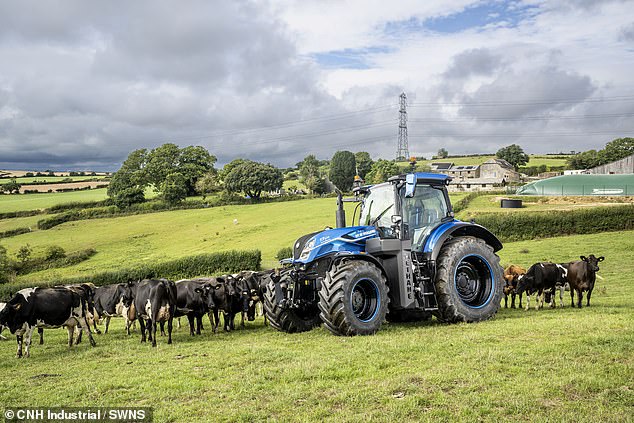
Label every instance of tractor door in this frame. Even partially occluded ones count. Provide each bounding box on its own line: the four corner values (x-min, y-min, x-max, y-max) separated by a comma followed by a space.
401, 184, 452, 251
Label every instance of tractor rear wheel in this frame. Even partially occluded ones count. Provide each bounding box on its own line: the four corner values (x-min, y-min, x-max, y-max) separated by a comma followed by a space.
263, 271, 321, 333
319, 260, 389, 336
435, 236, 502, 323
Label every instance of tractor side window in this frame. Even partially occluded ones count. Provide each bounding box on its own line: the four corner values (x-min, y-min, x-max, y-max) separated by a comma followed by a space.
360, 183, 395, 236
402, 185, 449, 249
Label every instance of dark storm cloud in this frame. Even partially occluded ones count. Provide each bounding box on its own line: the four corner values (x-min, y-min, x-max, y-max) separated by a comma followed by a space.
0, 0, 342, 170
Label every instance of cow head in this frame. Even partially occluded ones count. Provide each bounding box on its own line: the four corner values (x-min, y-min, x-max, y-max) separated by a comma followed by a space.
515, 273, 531, 295
195, 284, 216, 311
0, 297, 28, 334
581, 255, 604, 272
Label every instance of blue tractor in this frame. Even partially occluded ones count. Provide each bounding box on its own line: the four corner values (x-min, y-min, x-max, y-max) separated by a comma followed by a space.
263, 172, 503, 336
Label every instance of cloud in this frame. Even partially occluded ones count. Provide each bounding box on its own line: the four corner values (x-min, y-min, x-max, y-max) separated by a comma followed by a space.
0, 0, 633, 171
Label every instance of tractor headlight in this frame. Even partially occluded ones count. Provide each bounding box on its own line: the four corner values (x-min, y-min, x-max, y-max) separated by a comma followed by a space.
300, 238, 316, 260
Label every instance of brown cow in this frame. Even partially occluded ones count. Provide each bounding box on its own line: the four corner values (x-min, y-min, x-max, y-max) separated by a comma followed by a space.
503, 265, 526, 308
567, 255, 604, 308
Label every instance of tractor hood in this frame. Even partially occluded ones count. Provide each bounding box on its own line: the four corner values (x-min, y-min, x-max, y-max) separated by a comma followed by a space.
293, 226, 379, 264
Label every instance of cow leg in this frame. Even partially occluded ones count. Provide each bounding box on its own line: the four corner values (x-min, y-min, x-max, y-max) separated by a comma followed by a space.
241, 311, 246, 328
75, 325, 83, 345
196, 315, 202, 335
139, 318, 146, 343
16, 334, 23, 358
570, 289, 575, 308
23, 327, 34, 358
79, 316, 97, 347
105, 316, 111, 334
525, 293, 531, 311
187, 314, 195, 336
503, 294, 508, 308
151, 319, 157, 348
587, 288, 593, 307
510, 293, 515, 309
38, 327, 44, 345
167, 317, 173, 345
160, 321, 166, 336
177, 317, 181, 330
577, 290, 583, 308
518, 292, 523, 309
92, 317, 101, 335
67, 326, 75, 347
147, 319, 154, 343
559, 286, 565, 308
212, 310, 220, 333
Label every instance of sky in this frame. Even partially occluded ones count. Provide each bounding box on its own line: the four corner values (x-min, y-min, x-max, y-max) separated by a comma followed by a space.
0, 0, 633, 171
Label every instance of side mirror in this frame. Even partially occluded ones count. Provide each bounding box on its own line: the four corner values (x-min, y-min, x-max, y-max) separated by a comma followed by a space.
391, 215, 402, 224
405, 174, 416, 198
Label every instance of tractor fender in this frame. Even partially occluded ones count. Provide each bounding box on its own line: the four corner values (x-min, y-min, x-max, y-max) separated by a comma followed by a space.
329, 252, 388, 280
426, 221, 503, 262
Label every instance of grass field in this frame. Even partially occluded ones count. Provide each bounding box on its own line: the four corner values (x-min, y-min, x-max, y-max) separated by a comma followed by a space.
0, 189, 110, 213
0, 230, 631, 422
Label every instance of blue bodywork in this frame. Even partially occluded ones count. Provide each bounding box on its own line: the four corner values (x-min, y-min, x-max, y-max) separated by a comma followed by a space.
421, 220, 462, 253
293, 226, 379, 264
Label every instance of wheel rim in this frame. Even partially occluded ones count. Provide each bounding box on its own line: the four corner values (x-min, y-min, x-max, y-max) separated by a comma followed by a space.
350, 278, 380, 322
454, 255, 494, 308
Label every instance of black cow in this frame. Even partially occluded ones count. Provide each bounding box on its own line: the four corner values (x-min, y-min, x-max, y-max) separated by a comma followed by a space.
0, 287, 96, 358
174, 279, 217, 336
236, 270, 272, 323
207, 275, 235, 332
516, 262, 568, 310
567, 255, 604, 308
129, 279, 176, 347
93, 283, 133, 334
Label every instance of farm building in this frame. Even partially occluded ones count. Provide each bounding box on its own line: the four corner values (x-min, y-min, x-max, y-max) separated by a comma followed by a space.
588, 153, 634, 175
516, 174, 634, 195
431, 158, 522, 192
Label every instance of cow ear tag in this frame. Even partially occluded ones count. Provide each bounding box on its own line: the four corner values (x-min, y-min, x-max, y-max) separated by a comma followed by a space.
14, 303, 22, 311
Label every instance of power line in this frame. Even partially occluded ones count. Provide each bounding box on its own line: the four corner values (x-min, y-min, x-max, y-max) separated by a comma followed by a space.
409, 95, 634, 107
408, 112, 634, 123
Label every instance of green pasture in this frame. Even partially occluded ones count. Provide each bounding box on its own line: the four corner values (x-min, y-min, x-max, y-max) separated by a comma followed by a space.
398, 154, 570, 169
0, 230, 631, 422
0, 189, 110, 213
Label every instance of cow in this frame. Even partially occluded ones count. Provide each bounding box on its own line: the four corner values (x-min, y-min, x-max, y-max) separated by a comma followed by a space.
93, 283, 134, 334
207, 275, 235, 333
567, 255, 604, 308
174, 279, 217, 336
0, 287, 96, 358
129, 279, 176, 347
0, 302, 6, 340
516, 262, 568, 310
503, 265, 526, 308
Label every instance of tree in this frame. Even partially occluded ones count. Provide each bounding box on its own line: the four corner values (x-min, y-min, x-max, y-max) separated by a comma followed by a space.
299, 154, 325, 194
567, 150, 600, 170
354, 152, 373, 179
16, 244, 32, 264
224, 160, 283, 200
437, 148, 449, 159
3, 178, 21, 194
328, 151, 356, 191
195, 172, 221, 200
0, 244, 10, 284
179, 145, 217, 195
496, 144, 529, 169
107, 149, 148, 208
220, 158, 249, 180
161, 173, 188, 205
144, 143, 181, 189
601, 137, 634, 162
365, 159, 400, 184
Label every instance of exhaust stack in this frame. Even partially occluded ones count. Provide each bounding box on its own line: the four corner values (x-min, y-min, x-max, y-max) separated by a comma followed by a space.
335, 189, 346, 228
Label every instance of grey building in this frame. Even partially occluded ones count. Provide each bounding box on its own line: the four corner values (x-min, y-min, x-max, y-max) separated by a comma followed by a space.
588, 153, 634, 175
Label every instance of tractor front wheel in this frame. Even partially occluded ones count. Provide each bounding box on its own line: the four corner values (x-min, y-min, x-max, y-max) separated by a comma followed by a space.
435, 236, 503, 323
319, 260, 389, 336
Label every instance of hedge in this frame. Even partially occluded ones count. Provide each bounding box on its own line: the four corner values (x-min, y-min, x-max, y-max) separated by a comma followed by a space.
474, 204, 634, 242
0, 249, 261, 300
0, 210, 42, 219
0, 227, 30, 239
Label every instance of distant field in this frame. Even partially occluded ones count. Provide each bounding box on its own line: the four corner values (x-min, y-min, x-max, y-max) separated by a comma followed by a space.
398, 154, 571, 170
0, 175, 109, 185
0, 230, 631, 422
0, 189, 110, 213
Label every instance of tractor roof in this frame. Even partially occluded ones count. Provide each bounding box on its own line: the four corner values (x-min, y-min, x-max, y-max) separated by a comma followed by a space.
388, 172, 452, 185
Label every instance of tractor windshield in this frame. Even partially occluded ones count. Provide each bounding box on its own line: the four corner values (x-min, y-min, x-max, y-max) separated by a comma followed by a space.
360, 183, 396, 237
402, 184, 449, 250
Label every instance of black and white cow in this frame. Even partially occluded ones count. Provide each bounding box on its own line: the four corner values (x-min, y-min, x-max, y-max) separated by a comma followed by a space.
174, 279, 217, 336
205, 276, 234, 333
129, 279, 176, 347
93, 283, 133, 334
0, 287, 96, 358
0, 302, 6, 340
516, 262, 568, 310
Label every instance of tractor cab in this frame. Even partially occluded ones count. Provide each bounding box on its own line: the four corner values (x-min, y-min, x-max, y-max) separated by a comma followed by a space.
358, 173, 453, 251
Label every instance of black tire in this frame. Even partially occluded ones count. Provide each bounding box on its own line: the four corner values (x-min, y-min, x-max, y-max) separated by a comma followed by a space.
262, 272, 321, 333
386, 309, 432, 323
319, 260, 389, 336
435, 236, 503, 323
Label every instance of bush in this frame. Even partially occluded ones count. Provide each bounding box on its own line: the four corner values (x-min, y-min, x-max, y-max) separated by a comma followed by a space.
0, 210, 41, 219
0, 249, 261, 300
474, 205, 634, 242
276, 246, 293, 261
0, 227, 30, 239
44, 245, 66, 261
